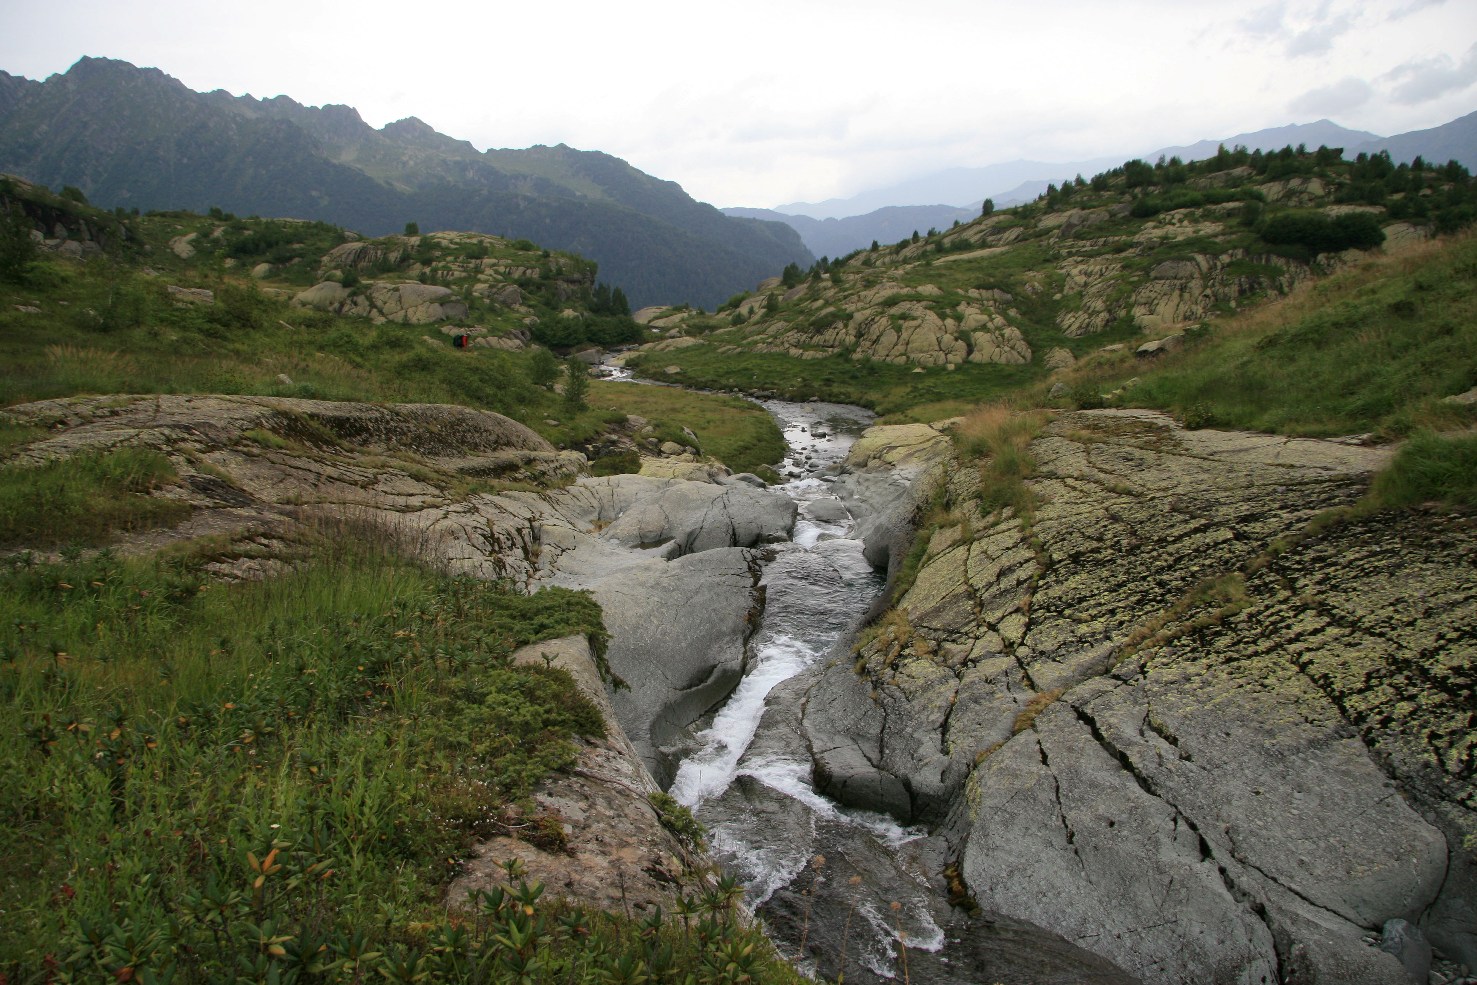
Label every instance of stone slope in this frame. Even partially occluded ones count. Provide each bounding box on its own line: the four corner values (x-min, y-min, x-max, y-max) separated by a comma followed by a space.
802, 409, 1474, 983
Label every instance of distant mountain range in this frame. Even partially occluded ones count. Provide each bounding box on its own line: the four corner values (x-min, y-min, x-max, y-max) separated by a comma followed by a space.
745, 114, 1477, 258
0, 57, 812, 309
722, 204, 978, 261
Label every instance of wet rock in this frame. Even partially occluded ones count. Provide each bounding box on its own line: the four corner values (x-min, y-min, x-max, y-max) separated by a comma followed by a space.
1380, 919, 1432, 984
805, 497, 849, 524
575, 548, 763, 785
833, 422, 952, 574
599, 479, 796, 558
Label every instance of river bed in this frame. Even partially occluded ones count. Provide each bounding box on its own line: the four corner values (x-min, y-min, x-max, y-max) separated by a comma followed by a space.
594, 367, 1134, 984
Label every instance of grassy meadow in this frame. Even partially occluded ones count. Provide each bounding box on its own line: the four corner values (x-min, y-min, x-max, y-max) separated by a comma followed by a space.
0, 522, 802, 982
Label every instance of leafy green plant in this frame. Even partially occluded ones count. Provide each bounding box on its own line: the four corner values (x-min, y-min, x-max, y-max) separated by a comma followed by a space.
648, 791, 707, 851
0, 526, 630, 980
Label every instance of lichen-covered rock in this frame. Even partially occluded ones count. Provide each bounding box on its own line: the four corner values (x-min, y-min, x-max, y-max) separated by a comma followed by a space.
806, 408, 1475, 981
1044, 347, 1077, 370
967, 324, 1032, 364
319, 238, 405, 272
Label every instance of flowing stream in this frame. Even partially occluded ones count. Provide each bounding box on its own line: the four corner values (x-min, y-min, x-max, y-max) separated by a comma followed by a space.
597, 368, 1135, 985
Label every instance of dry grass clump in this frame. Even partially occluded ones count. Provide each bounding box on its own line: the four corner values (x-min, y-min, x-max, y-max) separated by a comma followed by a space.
1011, 687, 1066, 734
952, 404, 1050, 518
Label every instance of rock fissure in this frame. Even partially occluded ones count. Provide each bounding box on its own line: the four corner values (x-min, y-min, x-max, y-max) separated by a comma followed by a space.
1071, 696, 1290, 982
1224, 828, 1367, 929
1036, 732, 1088, 876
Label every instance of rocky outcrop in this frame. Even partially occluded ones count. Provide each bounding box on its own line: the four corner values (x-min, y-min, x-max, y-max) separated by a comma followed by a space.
802, 408, 1475, 982
833, 421, 953, 575
572, 547, 763, 787
598, 479, 796, 559
292, 280, 469, 324
2, 392, 789, 794
626, 163, 1434, 374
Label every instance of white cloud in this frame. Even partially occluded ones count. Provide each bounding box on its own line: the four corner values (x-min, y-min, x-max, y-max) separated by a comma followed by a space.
1382, 44, 1477, 104
1388, 0, 1448, 18
1289, 76, 1376, 115
1285, 9, 1358, 56
1239, 2, 1288, 37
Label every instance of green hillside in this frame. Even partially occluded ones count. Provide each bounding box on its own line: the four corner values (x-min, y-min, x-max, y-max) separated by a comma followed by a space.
0, 176, 786, 475
625, 146, 1477, 424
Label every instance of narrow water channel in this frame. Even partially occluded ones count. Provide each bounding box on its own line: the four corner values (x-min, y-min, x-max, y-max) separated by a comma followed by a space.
598, 370, 1136, 985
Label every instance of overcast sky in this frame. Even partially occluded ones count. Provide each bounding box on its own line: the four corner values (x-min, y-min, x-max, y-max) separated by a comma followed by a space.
2, 0, 1473, 208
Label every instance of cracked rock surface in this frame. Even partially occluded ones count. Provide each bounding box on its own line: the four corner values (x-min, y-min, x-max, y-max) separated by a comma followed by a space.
806, 408, 1474, 983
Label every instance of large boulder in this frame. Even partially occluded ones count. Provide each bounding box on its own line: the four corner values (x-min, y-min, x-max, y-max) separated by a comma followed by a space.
599, 479, 796, 558
555, 547, 763, 785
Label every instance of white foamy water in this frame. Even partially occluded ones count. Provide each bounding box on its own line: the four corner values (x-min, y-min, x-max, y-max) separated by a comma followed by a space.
667, 634, 815, 806
666, 397, 949, 957
669, 400, 879, 812
668, 540, 878, 808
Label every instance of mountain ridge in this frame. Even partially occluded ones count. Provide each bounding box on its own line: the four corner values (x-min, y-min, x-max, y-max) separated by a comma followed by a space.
0, 56, 812, 308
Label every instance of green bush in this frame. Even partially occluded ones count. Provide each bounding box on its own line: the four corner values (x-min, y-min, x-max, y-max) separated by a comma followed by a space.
1260, 210, 1385, 256
590, 450, 641, 476
649, 791, 708, 850
1369, 431, 1477, 508
0, 206, 37, 283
